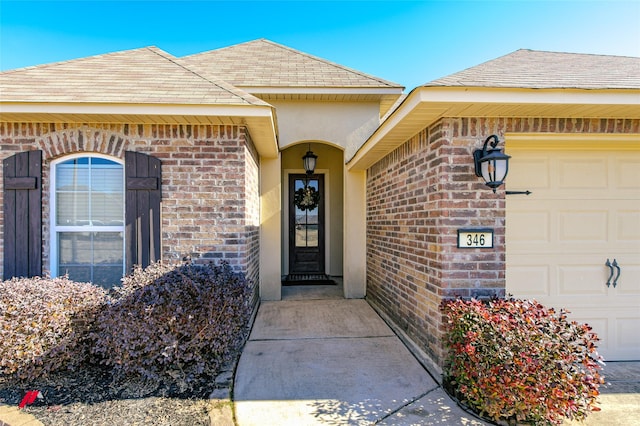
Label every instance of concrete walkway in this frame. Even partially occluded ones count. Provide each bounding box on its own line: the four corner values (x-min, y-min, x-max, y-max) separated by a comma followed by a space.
233, 285, 487, 425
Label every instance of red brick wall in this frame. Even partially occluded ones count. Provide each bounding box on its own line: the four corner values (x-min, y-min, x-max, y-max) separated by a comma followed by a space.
366, 117, 640, 366
0, 123, 260, 293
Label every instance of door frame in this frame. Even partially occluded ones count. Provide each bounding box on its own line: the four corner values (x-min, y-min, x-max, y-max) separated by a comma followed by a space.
283, 169, 330, 276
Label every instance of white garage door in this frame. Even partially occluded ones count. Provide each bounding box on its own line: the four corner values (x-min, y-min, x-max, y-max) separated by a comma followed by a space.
506, 136, 640, 361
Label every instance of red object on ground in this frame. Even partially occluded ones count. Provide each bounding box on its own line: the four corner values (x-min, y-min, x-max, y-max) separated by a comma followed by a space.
18, 390, 39, 408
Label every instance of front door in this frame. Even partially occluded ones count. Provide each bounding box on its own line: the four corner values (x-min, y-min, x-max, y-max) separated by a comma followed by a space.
289, 174, 325, 275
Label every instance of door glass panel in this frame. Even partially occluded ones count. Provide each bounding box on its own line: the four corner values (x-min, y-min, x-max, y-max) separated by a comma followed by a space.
294, 178, 319, 247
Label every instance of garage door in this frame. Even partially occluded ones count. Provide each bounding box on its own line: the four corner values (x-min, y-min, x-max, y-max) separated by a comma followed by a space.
506, 136, 640, 361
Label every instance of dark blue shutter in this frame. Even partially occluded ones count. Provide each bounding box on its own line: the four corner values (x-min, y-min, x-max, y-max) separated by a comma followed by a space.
3, 150, 42, 279
125, 151, 161, 272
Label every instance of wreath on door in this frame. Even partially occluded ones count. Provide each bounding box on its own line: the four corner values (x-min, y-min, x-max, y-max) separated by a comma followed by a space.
294, 185, 320, 211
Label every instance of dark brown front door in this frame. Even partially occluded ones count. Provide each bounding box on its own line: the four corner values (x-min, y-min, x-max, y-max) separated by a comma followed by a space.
289, 174, 325, 274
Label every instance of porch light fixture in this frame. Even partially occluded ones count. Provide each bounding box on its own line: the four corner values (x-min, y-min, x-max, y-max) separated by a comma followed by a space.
473, 135, 511, 193
302, 145, 317, 176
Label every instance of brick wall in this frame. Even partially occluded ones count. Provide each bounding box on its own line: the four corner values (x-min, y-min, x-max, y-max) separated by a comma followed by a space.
243, 132, 260, 305
366, 116, 640, 366
0, 123, 260, 294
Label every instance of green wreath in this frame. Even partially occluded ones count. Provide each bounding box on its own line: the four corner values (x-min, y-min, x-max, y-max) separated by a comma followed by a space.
294, 185, 320, 211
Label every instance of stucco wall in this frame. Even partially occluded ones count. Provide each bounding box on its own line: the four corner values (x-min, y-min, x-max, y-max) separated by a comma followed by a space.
365, 116, 640, 366
0, 123, 260, 293
271, 100, 381, 159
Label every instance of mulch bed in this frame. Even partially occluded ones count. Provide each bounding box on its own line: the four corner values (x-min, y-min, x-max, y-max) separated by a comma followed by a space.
0, 361, 234, 425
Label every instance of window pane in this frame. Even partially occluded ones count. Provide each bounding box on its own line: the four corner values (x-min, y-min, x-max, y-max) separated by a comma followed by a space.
59, 232, 92, 265
57, 193, 90, 225
91, 161, 123, 224
91, 193, 124, 225
56, 158, 123, 226
91, 162, 123, 192
56, 161, 90, 191
93, 266, 124, 289
93, 232, 124, 264
62, 266, 92, 284
58, 231, 123, 288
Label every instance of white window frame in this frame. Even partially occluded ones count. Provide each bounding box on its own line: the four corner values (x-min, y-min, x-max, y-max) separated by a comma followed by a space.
49, 153, 125, 282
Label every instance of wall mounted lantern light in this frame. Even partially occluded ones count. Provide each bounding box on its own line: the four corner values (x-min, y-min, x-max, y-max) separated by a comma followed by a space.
473, 135, 511, 193
302, 145, 318, 176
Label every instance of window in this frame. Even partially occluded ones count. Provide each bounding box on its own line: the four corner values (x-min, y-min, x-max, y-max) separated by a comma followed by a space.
50, 155, 124, 288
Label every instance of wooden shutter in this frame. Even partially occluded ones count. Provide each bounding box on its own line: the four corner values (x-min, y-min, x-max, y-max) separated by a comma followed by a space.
3, 150, 42, 279
125, 151, 161, 272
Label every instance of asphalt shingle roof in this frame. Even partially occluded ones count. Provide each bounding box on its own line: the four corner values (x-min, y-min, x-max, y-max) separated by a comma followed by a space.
0, 46, 268, 106
427, 49, 640, 90
183, 39, 402, 89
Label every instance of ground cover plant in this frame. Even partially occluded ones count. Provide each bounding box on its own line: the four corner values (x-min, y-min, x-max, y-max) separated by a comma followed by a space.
440, 298, 604, 425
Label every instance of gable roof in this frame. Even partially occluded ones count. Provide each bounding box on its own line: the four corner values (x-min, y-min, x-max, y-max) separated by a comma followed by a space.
0, 46, 279, 157
349, 49, 640, 170
427, 49, 640, 90
183, 39, 402, 90
0, 46, 268, 106
182, 39, 403, 117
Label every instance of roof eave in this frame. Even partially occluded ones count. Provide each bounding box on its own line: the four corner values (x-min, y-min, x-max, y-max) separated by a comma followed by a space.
0, 102, 279, 158
347, 86, 640, 171
238, 87, 404, 95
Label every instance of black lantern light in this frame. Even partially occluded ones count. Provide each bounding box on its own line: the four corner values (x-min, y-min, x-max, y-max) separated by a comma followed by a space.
473, 135, 511, 193
302, 145, 317, 176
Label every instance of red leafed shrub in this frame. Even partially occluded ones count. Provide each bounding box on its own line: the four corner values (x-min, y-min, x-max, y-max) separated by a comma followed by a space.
90, 261, 252, 387
440, 298, 604, 425
0, 276, 106, 380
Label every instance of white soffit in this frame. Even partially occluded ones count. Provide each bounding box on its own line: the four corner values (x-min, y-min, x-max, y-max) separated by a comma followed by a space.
347, 87, 640, 171
0, 103, 279, 158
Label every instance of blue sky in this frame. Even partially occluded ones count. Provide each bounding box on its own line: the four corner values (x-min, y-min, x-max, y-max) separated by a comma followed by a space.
1, 1, 639, 90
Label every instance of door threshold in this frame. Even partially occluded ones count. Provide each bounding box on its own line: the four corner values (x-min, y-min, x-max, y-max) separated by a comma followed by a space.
283, 274, 335, 286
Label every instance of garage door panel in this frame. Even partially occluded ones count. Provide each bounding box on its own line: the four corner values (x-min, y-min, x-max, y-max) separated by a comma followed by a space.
568, 311, 640, 361
559, 210, 608, 243
506, 264, 550, 296
558, 158, 608, 190
506, 141, 640, 361
506, 210, 550, 244
616, 315, 640, 354
616, 210, 640, 242
510, 157, 550, 189
510, 150, 640, 200
616, 158, 640, 190
558, 264, 609, 296
612, 258, 640, 296
507, 254, 610, 299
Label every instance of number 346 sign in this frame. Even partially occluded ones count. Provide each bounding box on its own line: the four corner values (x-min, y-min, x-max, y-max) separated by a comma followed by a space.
457, 228, 494, 249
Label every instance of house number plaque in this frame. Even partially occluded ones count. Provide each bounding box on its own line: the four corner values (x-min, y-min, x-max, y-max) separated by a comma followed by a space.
457, 228, 494, 249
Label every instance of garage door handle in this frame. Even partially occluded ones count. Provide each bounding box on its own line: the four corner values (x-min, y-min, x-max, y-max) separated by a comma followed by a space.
605, 259, 614, 287
612, 259, 621, 288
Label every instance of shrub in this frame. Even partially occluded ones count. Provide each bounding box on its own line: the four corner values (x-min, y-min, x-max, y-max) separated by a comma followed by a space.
0, 276, 106, 380
91, 261, 252, 387
440, 298, 603, 425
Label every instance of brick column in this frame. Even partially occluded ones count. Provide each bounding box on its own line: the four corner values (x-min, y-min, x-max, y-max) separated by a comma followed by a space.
366, 120, 505, 365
